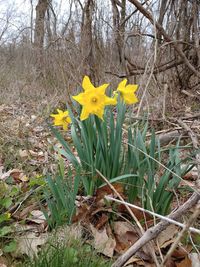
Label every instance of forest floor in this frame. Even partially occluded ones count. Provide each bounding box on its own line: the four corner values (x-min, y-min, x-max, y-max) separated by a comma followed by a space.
0, 86, 200, 267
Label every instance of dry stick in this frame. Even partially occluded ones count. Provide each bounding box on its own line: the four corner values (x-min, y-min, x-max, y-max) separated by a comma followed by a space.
95, 169, 143, 233
160, 203, 200, 267
136, 17, 158, 117
95, 169, 159, 266
128, 0, 200, 79
111, 192, 200, 267
105, 59, 183, 77
105, 196, 200, 235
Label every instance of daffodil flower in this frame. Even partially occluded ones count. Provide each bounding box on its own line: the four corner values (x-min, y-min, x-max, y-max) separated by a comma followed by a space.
116, 79, 138, 104
72, 76, 117, 120
50, 109, 71, 130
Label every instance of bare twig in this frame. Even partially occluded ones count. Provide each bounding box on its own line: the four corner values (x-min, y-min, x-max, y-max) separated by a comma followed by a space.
161, 203, 200, 267
96, 169, 159, 266
111, 193, 200, 267
105, 196, 200, 235
96, 169, 144, 233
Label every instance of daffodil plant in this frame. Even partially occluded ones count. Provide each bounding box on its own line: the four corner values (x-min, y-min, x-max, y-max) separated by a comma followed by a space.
50, 76, 138, 194
49, 75, 190, 215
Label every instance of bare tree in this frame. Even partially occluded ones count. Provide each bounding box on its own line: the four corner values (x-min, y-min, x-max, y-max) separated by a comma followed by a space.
111, 0, 126, 64
79, 0, 96, 82
34, 0, 48, 75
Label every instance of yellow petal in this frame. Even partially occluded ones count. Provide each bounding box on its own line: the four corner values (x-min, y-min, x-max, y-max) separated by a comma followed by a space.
66, 117, 71, 123
57, 109, 63, 114
72, 93, 85, 105
54, 119, 63, 126
95, 109, 104, 120
82, 76, 95, 91
80, 107, 90, 121
97, 83, 109, 94
104, 96, 117, 105
117, 79, 127, 91
62, 122, 68, 130
126, 84, 138, 93
50, 114, 57, 118
123, 92, 138, 104
63, 111, 69, 116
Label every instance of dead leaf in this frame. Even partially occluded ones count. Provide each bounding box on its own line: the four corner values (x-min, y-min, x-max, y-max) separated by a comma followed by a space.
164, 258, 176, 267
29, 150, 38, 157
182, 165, 198, 181
113, 221, 138, 253
14, 204, 38, 220
15, 232, 48, 258
189, 253, 200, 267
90, 224, 116, 257
125, 256, 156, 267
172, 245, 192, 259
157, 224, 178, 248
72, 203, 90, 223
117, 204, 152, 221
95, 183, 124, 202
175, 256, 192, 267
0, 168, 28, 182
28, 210, 46, 224
0, 169, 13, 181
94, 213, 109, 230
19, 149, 29, 159
10, 169, 22, 180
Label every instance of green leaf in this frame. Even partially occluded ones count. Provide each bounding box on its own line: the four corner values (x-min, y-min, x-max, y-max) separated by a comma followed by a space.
0, 226, 12, 237
0, 213, 11, 224
48, 123, 79, 167
100, 174, 137, 187
2, 197, 12, 209
3, 240, 17, 253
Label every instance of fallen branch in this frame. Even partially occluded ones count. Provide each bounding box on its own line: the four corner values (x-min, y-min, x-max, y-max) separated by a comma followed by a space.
105, 59, 183, 77
111, 192, 200, 267
161, 203, 200, 266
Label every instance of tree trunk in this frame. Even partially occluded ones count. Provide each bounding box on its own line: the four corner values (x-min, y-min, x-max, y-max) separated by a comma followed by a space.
80, 0, 96, 83
111, 0, 126, 64
34, 0, 48, 76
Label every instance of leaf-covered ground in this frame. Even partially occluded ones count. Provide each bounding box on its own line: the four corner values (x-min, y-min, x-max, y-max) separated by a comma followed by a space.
0, 95, 200, 267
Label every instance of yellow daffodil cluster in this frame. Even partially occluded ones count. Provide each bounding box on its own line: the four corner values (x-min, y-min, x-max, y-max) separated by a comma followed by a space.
51, 76, 139, 129
114, 79, 138, 105
50, 109, 71, 130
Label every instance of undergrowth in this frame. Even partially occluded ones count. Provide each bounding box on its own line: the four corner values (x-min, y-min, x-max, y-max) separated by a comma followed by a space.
23, 238, 112, 267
